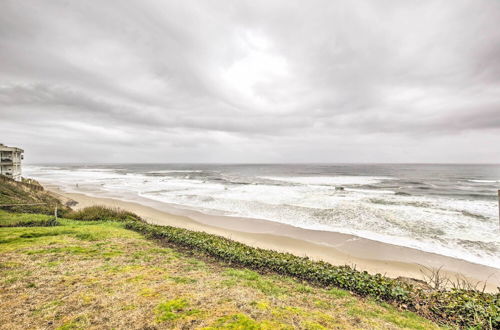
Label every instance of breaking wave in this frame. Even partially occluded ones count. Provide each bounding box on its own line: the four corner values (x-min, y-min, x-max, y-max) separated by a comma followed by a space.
23, 164, 500, 268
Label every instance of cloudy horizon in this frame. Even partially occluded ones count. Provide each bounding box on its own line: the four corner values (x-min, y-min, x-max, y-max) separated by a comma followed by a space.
1, 0, 499, 164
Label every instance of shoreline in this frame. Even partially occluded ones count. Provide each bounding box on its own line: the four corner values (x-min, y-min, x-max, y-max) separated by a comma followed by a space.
46, 184, 500, 291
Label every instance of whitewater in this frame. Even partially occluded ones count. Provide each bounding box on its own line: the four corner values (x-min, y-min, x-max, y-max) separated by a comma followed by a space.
24, 163, 500, 269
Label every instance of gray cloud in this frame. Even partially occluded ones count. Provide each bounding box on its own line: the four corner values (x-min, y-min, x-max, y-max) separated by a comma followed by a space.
1, 0, 499, 163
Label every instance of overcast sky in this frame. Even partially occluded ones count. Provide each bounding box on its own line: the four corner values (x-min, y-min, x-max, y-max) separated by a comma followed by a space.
1, 0, 499, 163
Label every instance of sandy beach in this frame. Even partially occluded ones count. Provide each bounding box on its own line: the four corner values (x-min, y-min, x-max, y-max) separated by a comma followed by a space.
47, 184, 500, 292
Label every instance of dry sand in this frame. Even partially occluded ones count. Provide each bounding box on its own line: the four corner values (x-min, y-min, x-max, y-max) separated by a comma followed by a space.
48, 185, 500, 291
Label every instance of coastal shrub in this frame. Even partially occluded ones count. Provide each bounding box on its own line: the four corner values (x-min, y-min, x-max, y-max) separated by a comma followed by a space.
124, 220, 411, 301
421, 288, 500, 328
66, 206, 141, 222
124, 219, 500, 328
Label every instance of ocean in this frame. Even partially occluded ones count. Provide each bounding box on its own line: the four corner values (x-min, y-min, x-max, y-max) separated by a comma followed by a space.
24, 163, 500, 268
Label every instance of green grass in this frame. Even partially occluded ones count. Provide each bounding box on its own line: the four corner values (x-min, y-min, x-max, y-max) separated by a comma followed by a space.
155, 298, 200, 322
223, 269, 285, 296
3, 204, 496, 328
328, 287, 351, 298
0, 212, 440, 329
167, 275, 197, 284
0, 210, 58, 227
203, 313, 287, 329
125, 218, 499, 328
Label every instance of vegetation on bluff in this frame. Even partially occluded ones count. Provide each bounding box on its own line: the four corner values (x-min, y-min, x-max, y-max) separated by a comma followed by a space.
0, 210, 58, 227
0, 180, 498, 328
0, 213, 439, 329
0, 178, 68, 215
123, 218, 499, 328
65, 205, 140, 222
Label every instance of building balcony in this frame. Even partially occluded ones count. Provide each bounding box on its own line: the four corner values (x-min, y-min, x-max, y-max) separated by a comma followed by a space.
1, 159, 13, 164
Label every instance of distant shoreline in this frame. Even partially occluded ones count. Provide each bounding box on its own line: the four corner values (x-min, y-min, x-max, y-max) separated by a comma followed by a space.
45, 183, 500, 292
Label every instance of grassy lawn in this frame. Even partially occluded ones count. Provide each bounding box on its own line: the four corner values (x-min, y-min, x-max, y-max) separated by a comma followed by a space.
0, 213, 441, 329
0, 210, 57, 227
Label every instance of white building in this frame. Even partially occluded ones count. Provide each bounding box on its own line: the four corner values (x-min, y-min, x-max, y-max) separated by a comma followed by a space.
0, 143, 24, 181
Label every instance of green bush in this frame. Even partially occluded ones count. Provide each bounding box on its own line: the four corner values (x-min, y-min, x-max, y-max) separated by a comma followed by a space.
65, 205, 141, 222
123, 220, 410, 300
124, 220, 499, 328
422, 288, 500, 328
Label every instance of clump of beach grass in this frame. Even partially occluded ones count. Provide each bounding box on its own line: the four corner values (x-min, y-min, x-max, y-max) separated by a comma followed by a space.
65, 205, 141, 222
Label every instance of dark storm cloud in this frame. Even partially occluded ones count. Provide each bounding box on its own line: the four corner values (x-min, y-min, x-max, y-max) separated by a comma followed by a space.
0, 0, 499, 163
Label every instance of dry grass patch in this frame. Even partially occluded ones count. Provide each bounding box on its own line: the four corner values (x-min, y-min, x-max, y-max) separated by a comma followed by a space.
0, 216, 442, 329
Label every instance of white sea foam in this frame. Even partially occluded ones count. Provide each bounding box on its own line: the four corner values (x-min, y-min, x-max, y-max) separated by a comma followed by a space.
344, 188, 395, 194
467, 179, 500, 183
23, 165, 500, 269
147, 170, 203, 174
260, 176, 392, 186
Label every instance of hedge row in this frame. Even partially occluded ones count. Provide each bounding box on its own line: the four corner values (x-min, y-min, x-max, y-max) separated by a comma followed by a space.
124, 219, 499, 328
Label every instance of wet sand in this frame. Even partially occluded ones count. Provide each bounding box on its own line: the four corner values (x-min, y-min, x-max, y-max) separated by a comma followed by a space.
47, 185, 500, 291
